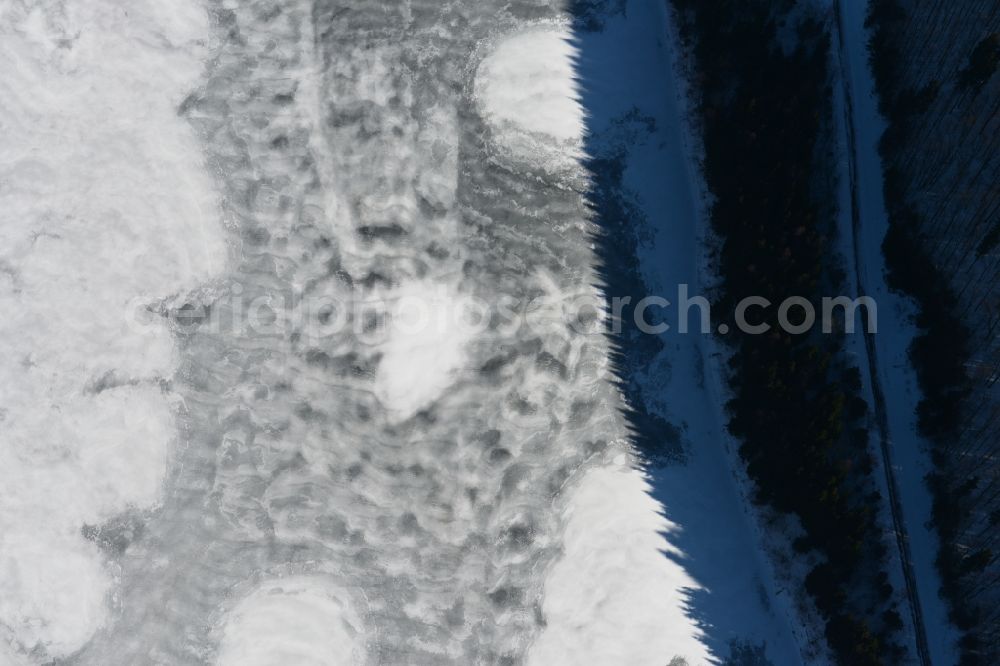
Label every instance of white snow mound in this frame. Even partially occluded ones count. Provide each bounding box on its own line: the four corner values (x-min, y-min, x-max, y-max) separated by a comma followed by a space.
216, 577, 365, 666
474, 25, 585, 174
528, 465, 710, 666
372, 281, 480, 421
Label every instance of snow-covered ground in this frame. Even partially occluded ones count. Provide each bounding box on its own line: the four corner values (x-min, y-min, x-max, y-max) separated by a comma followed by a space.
0, 1, 226, 660
832, 0, 961, 662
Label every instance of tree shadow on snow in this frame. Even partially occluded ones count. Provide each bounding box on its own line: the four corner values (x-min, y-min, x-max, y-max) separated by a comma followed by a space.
567, 1, 784, 664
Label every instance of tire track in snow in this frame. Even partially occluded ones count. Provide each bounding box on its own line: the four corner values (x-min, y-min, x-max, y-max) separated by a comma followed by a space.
833, 3, 932, 663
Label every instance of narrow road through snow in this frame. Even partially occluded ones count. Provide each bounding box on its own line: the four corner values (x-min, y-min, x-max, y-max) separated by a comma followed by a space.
833, 7, 930, 660
833, 1, 961, 663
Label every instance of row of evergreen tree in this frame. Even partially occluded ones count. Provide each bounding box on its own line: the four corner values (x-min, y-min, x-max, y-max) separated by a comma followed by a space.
670, 1, 906, 662
868, 0, 1000, 662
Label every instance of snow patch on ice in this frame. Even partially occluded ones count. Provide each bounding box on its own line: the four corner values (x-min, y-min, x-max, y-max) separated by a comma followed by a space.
215, 577, 365, 666
474, 25, 585, 174
373, 281, 479, 421
527, 465, 709, 666
0, 530, 110, 662
0, 0, 225, 659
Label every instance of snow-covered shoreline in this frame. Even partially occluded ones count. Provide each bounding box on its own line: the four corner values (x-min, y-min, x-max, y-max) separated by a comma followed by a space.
563, 0, 823, 662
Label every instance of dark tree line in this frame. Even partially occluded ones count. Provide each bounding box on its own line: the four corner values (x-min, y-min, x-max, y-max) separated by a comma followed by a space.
670, 1, 905, 663
868, 1, 1000, 662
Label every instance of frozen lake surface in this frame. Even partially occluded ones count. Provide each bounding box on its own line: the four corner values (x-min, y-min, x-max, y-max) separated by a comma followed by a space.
0, 1, 800, 664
